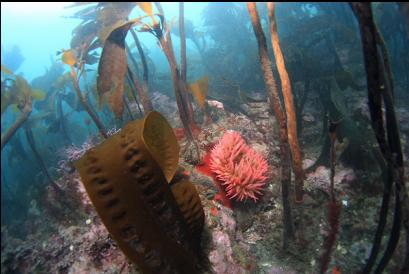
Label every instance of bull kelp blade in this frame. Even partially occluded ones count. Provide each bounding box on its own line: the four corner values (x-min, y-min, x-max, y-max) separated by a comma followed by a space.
97, 21, 133, 118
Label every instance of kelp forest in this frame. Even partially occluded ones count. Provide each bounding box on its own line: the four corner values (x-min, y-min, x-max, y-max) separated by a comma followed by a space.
1, 2, 409, 274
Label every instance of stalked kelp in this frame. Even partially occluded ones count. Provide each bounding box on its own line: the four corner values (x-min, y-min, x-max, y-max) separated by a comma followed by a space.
66, 3, 134, 52
319, 120, 342, 274
267, 2, 304, 203
247, 2, 295, 248
139, 3, 197, 143
75, 111, 204, 273
67, 3, 154, 117
31, 65, 83, 146
0, 66, 64, 195
2, 3, 409, 273
179, 2, 187, 85
95, 14, 158, 121
23, 122, 63, 195
123, 4, 154, 115
178, 2, 196, 127
60, 49, 108, 138
71, 2, 201, 155
128, 28, 153, 113
1, 67, 42, 150
351, 3, 409, 273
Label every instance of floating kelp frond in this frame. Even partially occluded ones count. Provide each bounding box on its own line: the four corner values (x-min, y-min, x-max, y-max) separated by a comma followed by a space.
1, 64, 14, 75
136, 2, 157, 25
30, 89, 46, 101
137, 2, 153, 15
68, 3, 137, 51
61, 49, 77, 67
96, 3, 135, 44
2, 75, 42, 114
188, 76, 208, 109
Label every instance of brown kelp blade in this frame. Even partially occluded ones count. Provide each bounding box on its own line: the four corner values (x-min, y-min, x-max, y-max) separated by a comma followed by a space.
75, 114, 199, 273
97, 18, 146, 118
170, 179, 205, 245
96, 3, 136, 44
97, 21, 133, 118
142, 111, 180, 183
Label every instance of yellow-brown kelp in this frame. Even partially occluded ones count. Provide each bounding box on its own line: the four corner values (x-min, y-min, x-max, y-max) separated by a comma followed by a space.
67, 3, 154, 115
188, 76, 209, 109
1, 66, 62, 193
75, 111, 204, 273
267, 2, 304, 203
97, 22, 133, 118
247, 3, 294, 248
140, 3, 197, 143
1, 67, 38, 150
97, 15, 154, 119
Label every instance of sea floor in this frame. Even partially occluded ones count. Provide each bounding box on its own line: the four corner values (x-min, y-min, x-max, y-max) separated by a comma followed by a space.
1, 93, 408, 274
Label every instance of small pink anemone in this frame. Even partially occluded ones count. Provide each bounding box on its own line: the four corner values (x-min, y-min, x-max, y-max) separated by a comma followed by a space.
209, 131, 269, 202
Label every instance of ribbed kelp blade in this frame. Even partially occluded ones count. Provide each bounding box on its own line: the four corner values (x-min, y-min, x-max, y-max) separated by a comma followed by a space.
170, 180, 205, 250
142, 111, 180, 183
75, 112, 198, 273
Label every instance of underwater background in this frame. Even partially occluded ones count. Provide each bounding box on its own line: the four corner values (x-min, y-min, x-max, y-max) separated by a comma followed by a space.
1, 2, 409, 274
